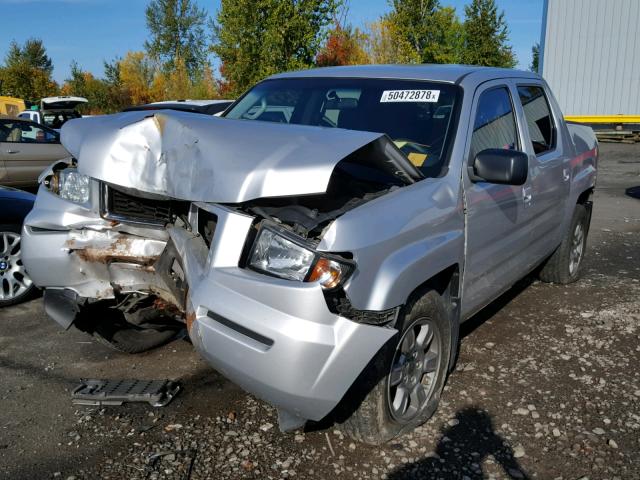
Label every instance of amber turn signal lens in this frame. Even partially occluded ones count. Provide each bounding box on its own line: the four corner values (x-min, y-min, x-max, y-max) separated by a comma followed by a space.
45, 172, 60, 194
308, 258, 343, 289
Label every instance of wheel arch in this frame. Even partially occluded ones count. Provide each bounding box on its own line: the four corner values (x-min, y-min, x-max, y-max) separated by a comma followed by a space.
576, 187, 594, 237
403, 263, 461, 373
577, 187, 594, 205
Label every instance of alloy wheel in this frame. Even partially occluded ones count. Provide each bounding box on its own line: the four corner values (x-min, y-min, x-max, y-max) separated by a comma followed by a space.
569, 222, 585, 276
387, 318, 442, 423
0, 231, 33, 302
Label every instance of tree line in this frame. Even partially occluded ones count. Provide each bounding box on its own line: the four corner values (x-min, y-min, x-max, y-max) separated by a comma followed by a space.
0, 0, 522, 114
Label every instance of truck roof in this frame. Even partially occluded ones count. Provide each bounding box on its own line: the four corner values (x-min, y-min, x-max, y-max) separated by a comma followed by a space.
269, 64, 541, 87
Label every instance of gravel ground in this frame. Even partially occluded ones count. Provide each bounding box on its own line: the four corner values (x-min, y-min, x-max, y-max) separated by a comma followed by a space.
1, 143, 638, 480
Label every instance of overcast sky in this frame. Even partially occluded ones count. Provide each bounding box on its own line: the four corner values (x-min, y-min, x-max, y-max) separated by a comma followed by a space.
0, 0, 543, 84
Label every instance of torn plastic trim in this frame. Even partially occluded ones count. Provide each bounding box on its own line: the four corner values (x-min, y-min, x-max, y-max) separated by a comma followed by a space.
325, 291, 401, 326
61, 110, 422, 203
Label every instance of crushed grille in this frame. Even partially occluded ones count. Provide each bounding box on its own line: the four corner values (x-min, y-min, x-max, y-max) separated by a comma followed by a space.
101, 184, 189, 226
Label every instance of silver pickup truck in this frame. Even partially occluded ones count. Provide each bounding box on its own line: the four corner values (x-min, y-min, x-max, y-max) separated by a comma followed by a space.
21, 65, 597, 443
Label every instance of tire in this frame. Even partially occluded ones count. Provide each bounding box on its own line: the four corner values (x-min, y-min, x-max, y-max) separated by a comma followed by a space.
538, 204, 589, 284
340, 290, 452, 444
76, 302, 182, 354
0, 224, 37, 307
93, 326, 179, 354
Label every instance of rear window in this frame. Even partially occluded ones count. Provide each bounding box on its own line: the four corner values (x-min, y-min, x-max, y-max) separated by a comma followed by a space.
517, 85, 556, 155
225, 78, 461, 177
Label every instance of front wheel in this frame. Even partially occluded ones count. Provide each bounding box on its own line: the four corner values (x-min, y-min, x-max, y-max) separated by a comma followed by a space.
75, 300, 183, 354
538, 204, 590, 284
340, 290, 452, 444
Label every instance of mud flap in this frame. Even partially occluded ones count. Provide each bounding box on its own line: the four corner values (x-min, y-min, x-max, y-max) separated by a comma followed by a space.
71, 379, 181, 407
277, 408, 306, 432
44, 288, 82, 330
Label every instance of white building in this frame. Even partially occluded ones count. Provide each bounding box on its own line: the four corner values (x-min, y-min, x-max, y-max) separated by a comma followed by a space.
540, 0, 640, 123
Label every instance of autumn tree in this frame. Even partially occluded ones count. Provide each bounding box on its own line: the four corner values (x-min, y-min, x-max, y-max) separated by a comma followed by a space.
212, 0, 338, 96
316, 24, 369, 66
189, 64, 218, 99
119, 51, 155, 106
151, 57, 190, 100
461, 0, 516, 67
365, 19, 419, 64
61, 62, 109, 113
149, 59, 221, 101
145, 0, 209, 79
0, 38, 57, 100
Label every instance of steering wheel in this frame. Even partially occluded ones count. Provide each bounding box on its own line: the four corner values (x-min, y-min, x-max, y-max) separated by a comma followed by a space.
243, 97, 267, 120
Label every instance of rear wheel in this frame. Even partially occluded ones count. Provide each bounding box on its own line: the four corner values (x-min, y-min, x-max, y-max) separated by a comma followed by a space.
539, 204, 589, 284
340, 290, 451, 444
0, 225, 36, 307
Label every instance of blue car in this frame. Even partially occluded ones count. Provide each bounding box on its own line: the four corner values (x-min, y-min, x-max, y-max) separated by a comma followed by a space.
0, 186, 36, 306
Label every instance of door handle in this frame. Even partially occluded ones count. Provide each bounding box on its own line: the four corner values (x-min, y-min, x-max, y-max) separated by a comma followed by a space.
523, 187, 533, 206
563, 168, 570, 182
5, 149, 20, 154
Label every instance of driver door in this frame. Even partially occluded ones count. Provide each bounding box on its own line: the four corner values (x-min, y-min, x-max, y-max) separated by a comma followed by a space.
461, 81, 534, 318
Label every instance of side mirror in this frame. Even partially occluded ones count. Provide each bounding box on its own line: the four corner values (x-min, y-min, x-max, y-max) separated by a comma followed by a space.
469, 148, 528, 185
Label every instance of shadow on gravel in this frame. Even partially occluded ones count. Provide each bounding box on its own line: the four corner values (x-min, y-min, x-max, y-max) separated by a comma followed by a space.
625, 185, 640, 199
460, 275, 536, 339
388, 407, 531, 480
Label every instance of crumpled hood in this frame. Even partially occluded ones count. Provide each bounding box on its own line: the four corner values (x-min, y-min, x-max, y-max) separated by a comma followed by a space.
61, 110, 383, 203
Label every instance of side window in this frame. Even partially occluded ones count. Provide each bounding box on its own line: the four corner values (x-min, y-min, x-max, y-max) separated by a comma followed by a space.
470, 87, 518, 160
11, 121, 59, 144
0, 120, 24, 143
517, 85, 556, 155
236, 89, 301, 124
0, 120, 10, 142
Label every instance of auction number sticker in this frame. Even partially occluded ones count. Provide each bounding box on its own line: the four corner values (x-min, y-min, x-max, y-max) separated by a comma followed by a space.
380, 89, 440, 103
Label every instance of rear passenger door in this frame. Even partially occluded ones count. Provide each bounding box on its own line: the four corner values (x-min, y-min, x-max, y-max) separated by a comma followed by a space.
514, 84, 569, 261
461, 81, 534, 318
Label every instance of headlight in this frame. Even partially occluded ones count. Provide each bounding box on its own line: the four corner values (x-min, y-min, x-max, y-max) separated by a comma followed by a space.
48, 168, 90, 204
248, 224, 353, 288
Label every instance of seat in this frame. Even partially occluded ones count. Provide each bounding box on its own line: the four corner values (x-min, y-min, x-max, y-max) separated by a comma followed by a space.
337, 108, 365, 130
7, 126, 22, 142
256, 111, 287, 123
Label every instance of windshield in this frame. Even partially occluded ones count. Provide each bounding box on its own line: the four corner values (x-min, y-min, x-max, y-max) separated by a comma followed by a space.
225, 77, 460, 177
43, 111, 81, 129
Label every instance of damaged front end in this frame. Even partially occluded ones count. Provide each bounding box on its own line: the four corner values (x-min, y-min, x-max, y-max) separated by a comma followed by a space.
22, 111, 419, 427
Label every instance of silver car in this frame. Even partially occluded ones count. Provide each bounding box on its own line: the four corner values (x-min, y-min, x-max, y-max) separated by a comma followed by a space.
21, 65, 597, 443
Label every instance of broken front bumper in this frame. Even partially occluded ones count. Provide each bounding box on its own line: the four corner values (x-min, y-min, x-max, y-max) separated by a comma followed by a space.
22, 189, 396, 426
